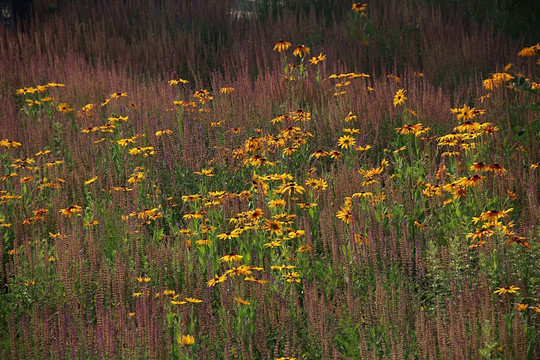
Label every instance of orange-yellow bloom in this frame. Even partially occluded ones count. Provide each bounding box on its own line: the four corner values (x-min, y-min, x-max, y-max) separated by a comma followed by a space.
493, 285, 520, 295
393, 89, 407, 107
177, 335, 195, 346
273, 40, 291, 52
59, 205, 83, 218
293, 45, 310, 57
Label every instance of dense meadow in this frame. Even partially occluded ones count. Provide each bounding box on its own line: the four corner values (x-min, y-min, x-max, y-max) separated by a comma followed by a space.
0, 0, 539, 359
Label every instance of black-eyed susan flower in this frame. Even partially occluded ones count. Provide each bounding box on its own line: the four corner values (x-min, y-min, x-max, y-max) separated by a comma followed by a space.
217, 230, 240, 240
352, 3, 367, 12
177, 335, 195, 346
219, 87, 234, 94
59, 205, 82, 218
329, 150, 343, 159
470, 162, 487, 172
308, 53, 326, 65
226, 265, 253, 277
269, 199, 286, 208
206, 274, 227, 287
355, 145, 372, 151
507, 236, 531, 248
169, 78, 189, 85
343, 128, 360, 135
493, 285, 520, 295
344, 111, 357, 122
220, 253, 243, 263
57, 103, 73, 113
0, 139, 22, 148
393, 89, 407, 107
265, 219, 283, 235
338, 135, 356, 149
517, 43, 539, 57
283, 271, 301, 283
336, 206, 353, 224
194, 168, 214, 177
395, 123, 423, 135
293, 44, 310, 57
84, 176, 98, 185
486, 163, 507, 174
297, 244, 311, 252
245, 276, 268, 284
277, 182, 305, 195
273, 40, 291, 52
235, 297, 251, 305
155, 129, 172, 137
110, 92, 127, 99
249, 208, 264, 221
310, 149, 328, 159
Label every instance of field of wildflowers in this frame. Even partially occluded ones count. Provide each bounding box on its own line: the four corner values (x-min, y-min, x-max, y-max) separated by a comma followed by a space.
1, 1, 539, 359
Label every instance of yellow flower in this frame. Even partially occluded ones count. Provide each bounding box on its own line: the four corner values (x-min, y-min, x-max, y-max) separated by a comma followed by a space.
177, 335, 195, 346
265, 219, 283, 235
117, 138, 136, 146
493, 285, 520, 295
206, 274, 227, 287
277, 182, 305, 195
235, 297, 251, 305
273, 40, 291, 52
59, 205, 83, 218
310, 149, 328, 159
269, 199, 286, 208
57, 103, 73, 113
355, 145, 372, 151
343, 128, 360, 134
220, 253, 243, 263
297, 244, 311, 252
352, 3, 367, 12
110, 92, 127, 99
194, 168, 214, 177
293, 44, 310, 57
169, 78, 189, 85
516, 304, 529, 311
393, 89, 407, 107
517, 44, 538, 57
308, 53, 326, 65
329, 150, 343, 159
219, 87, 235, 94
338, 135, 356, 149
336, 206, 353, 224
0, 139, 22, 148
84, 176, 98, 185
344, 111, 357, 122
395, 123, 424, 135
170, 300, 187, 305
217, 230, 240, 240
155, 129, 172, 137
107, 115, 129, 123
483, 72, 512, 91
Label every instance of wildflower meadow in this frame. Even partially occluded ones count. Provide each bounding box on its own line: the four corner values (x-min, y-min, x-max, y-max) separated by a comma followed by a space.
1, 1, 539, 359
